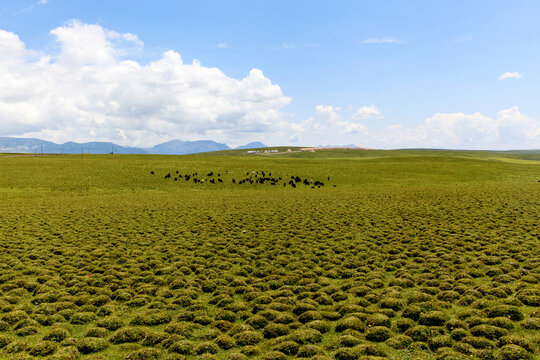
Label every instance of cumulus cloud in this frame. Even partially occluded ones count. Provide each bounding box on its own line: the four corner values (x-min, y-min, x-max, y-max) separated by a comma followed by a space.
0, 30, 27, 58
0, 21, 291, 147
380, 107, 540, 149
362, 37, 403, 44
292, 105, 371, 145
292, 105, 539, 149
498, 72, 522, 80
314, 105, 368, 134
351, 105, 382, 120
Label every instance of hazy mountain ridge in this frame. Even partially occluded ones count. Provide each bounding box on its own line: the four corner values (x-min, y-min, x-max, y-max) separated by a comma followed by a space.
0, 137, 268, 155
235, 142, 267, 149
0, 137, 146, 154
147, 140, 230, 155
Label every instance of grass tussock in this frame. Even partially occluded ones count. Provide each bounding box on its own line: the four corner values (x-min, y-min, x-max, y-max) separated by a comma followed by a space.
0, 150, 538, 358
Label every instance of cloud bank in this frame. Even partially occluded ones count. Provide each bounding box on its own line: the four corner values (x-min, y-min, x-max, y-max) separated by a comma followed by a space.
294, 105, 539, 149
0, 20, 291, 147
380, 107, 540, 149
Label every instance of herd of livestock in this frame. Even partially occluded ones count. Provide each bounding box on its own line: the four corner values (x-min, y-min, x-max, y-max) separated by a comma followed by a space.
151, 170, 333, 188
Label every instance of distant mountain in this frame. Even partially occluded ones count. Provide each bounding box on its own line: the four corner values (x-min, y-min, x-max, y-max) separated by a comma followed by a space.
0, 137, 232, 155
0, 137, 56, 153
146, 140, 230, 155
317, 144, 357, 148
236, 142, 267, 149
0, 137, 146, 154
59, 142, 147, 154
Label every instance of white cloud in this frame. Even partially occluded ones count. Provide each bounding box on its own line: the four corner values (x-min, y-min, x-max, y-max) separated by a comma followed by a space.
351, 105, 382, 120
362, 37, 403, 44
216, 43, 228, 49
0, 21, 291, 147
290, 105, 539, 149
498, 72, 522, 80
50, 20, 143, 66
0, 30, 27, 58
380, 107, 540, 149
294, 105, 370, 145
315, 105, 341, 121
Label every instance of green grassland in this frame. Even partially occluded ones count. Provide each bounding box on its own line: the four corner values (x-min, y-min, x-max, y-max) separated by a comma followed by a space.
0, 149, 538, 360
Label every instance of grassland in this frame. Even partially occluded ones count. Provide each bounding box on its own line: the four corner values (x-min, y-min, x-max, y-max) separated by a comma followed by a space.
0, 149, 538, 360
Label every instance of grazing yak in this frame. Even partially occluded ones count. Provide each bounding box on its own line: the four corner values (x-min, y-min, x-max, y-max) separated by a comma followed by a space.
158, 169, 330, 189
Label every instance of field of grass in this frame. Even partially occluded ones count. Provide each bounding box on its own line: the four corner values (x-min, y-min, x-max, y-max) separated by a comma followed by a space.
0, 149, 538, 360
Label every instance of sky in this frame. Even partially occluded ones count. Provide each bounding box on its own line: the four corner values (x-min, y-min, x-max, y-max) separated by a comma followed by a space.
0, 0, 539, 149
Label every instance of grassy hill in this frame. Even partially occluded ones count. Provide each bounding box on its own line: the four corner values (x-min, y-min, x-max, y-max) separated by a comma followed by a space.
0, 150, 538, 359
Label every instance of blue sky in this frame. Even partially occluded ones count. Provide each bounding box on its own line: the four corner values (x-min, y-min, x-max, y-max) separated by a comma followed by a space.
0, 0, 539, 148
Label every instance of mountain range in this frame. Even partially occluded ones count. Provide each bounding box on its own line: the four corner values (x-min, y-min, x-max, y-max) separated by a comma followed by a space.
0, 137, 268, 155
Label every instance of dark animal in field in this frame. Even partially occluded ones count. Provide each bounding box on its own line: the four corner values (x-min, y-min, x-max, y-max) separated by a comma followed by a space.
155, 169, 326, 189
328, 176, 330, 180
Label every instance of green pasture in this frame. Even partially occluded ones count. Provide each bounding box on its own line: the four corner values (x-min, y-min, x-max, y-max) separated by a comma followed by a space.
0, 149, 538, 359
